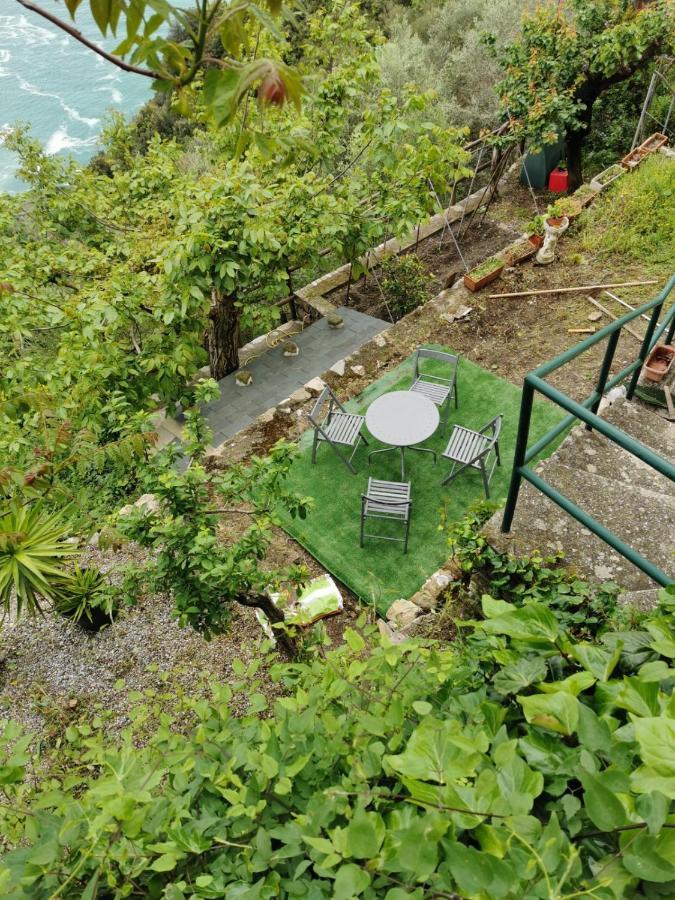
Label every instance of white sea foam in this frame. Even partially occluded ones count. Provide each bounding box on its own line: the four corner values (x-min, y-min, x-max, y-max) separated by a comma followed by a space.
16, 76, 99, 128
0, 14, 56, 47
45, 127, 98, 155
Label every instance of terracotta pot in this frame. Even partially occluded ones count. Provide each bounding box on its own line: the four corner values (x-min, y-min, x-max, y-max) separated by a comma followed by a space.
546, 216, 565, 228
463, 264, 504, 293
528, 234, 544, 249
643, 344, 675, 383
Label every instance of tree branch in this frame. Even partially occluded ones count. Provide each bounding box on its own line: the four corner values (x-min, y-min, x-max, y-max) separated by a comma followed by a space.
16, 0, 163, 79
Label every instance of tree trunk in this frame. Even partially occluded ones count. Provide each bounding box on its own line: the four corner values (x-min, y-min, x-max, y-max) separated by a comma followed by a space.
564, 129, 585, 192
235, 591, 298, 659
208, 289, 240, 380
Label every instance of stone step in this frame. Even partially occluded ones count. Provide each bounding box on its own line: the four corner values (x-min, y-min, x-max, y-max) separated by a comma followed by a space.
485, 458, 675, 592
601, 398, 674, 460
551, 424, 669, 498
617, 588, 662, 613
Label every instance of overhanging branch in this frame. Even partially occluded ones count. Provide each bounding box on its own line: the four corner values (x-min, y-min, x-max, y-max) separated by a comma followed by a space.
16, 0, 163, 80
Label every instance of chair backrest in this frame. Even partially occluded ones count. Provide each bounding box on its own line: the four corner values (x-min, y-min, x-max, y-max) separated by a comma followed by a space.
362, 479, 412, 512
479, 414, 503, 447
414, 347, 459, 384
309, 385, 343, 427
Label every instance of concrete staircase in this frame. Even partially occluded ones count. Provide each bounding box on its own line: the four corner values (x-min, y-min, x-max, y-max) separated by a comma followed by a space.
485, 398, 674, 601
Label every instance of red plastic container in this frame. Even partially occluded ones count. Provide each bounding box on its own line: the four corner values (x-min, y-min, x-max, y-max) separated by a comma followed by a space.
548, 167, 569, 192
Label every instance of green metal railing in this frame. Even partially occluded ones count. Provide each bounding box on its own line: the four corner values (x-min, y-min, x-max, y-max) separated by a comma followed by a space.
501, 274, 675, 587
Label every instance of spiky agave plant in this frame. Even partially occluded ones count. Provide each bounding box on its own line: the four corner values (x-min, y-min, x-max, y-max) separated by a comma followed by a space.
0, 502, 78, 619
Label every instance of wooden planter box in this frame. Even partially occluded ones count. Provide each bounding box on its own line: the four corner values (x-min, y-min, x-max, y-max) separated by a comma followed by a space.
504, 239, 538, 266
464, 263, 504, 292
590, 164, 624, 191
572, 185, 597, 208
639, 132, 668, 154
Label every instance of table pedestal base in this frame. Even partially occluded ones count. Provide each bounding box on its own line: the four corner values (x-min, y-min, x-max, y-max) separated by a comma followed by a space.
368, 445, 437, 480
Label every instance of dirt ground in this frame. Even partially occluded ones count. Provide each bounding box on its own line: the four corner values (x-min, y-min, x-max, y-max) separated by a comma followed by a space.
327, 217, 522, 322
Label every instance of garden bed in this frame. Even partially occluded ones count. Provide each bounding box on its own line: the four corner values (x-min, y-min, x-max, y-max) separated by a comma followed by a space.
326, 217, 520, 321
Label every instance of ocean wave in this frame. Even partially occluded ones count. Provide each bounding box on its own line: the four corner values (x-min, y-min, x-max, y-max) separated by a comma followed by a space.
45, 127, 99, 156
0, 14, 57, 47
17, 76, 100, 128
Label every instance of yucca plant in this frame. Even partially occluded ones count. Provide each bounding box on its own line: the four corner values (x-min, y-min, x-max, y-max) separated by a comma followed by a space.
0, 502, 78, 619
53, 565, 116, 631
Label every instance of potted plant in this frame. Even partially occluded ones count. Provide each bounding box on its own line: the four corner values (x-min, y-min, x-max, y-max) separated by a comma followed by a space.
463, 256, 505, 292
526, 215, 545, 248
554, 196, 583, 221
545, 201, 568, 228
548, 161, 569, 193
642, 344, 675, 383
235, 368, 253, 386
590, 163, 625, 191
623, 132, 668, 170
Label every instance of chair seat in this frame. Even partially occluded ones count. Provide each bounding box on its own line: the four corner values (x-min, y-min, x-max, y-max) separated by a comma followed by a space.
443, 426, 490, 468
363, 479, 411, 518
410, 378, 452, 406
319, 412, 365, 446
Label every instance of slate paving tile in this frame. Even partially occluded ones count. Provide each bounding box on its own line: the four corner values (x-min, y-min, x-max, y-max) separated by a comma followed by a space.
200, 308, 387, 446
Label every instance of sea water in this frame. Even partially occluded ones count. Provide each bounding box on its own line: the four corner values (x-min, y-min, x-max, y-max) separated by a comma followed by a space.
0, 0, 152, 193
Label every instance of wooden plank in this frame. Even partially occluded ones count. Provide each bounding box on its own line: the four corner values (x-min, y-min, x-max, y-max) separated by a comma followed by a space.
488, 280, 658, 299
586, 297, 643, 343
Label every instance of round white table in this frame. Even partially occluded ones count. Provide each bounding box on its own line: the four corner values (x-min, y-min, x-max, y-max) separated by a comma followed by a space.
365, 391, 439, 479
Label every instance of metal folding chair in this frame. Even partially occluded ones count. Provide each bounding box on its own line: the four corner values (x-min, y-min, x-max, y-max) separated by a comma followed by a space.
360, 478, 412, 554
441, 415, 502, 498
309, 386, 368, 474
409, 347, 459, 434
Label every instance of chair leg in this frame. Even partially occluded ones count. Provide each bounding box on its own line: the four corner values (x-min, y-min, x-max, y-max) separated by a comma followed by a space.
443, 399, 451, 435
454, 381, 459, 409
360, 505, 365, 548
329, 441, 357, 474
311, 429, 319, 464
495, 440, 501, 466
481, 461, 490, 499
403, 511, 411, 554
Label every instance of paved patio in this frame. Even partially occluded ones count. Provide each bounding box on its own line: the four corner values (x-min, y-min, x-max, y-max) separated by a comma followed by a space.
189, 307, 388, 448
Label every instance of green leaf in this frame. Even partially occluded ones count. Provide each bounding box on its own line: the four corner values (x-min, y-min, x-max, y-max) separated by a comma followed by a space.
538, 671, 595, 696
615, 677, 660, 717
333, 863, 370, 899
344, 809, 384, 860
622, 831, 675, 883
479, 603, 560, 643
633, 718, 675, 776
519, 691, 579, 735
150, 854, 178, 872
571, 641, 621, 681
386, 717, 486, 783
412, 701, 432, 716
344, 629, 365, 653
645, 618, 675, 658
580, 771, 627, 832
493, 656, 547, 695
636, 791, 669, 836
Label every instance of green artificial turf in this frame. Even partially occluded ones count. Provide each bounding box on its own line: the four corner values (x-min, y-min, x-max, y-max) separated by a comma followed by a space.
279, 347, 567, 616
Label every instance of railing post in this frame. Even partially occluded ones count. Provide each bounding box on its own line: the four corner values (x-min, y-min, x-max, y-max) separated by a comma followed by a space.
501, 379, 535, 533
627, 301, 664, 400
586, 329, 621, 430
667, 311, 675, 345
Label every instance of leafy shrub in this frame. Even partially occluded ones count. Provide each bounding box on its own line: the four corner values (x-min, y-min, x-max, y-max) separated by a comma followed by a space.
53, 565, 118, 631
2, 580, 675, 896
379, 253, 431, 317
447, 502, 626, 638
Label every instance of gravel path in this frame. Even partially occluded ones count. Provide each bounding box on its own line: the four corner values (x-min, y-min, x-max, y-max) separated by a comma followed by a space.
0, 543, 270, 738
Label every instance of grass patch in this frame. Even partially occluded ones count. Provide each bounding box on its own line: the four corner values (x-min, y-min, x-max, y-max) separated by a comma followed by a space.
279, 348, 567, 615
580, 153, 675, 279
